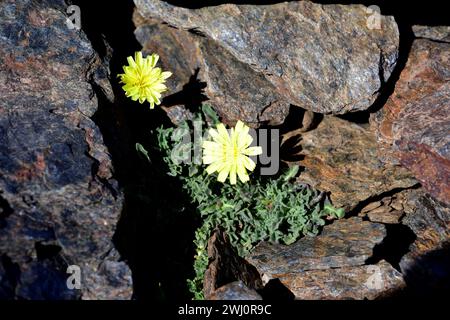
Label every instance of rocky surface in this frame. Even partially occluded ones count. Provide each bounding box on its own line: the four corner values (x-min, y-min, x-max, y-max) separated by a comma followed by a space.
208, 281, 262, 300
288, 116, 417, 211
358, 191, 409, 224
133, 12, 290, 127
0, 0, 131, 299
247, 217, 406, 299
370, 38, 450, 205
247, 217, 386, 279
400, 190, 450, 295
277, 260, 404, 300
204, 229, 262, 299
134, 0, 399, 115
413, 25, 450, 42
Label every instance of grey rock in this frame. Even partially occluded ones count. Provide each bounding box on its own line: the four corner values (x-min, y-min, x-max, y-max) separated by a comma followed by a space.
247, 217, 386, 279
134, 0, 399, 114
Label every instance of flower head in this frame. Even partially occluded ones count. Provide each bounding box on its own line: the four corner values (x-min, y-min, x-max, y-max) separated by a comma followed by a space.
118, 51, 172, 109
202, 120, 262, 184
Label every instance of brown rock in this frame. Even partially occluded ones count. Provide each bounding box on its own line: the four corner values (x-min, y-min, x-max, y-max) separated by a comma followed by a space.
133, 11, 290, 127
290, 116, 417, 211
247, 217, 386, 280
278, 260, 405, 300
370, 39, 450, 205
134, 0, 399, 114
204, 229, 262, 300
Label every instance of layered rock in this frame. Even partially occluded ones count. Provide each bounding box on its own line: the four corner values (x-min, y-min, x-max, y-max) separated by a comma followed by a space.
288, 116, 417, 211
370, 38, 450, 205
134, 0, 399, 118
247, 217, 405, 299
400, 190, 450, 295
0, 0, 131, 299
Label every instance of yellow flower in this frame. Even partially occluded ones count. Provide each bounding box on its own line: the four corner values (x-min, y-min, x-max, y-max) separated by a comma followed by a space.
202, 120, 263, 184
118, 51, 172, 109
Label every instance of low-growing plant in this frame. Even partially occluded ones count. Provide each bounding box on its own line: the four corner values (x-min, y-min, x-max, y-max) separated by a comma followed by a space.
155, 105, 344, 299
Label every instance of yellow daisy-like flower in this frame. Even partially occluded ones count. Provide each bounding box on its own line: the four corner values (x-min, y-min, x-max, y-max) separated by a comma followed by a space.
118, 51, 172, 109
202, 120, 263, 185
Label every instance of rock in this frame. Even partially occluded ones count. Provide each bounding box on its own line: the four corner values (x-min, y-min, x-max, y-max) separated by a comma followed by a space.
277, 260, 405, 300
358, 191, 410, 224
133, 11, 290, 127
0, 0, 131, 299
247, 217, 386, 279
413, 25, 450, 42
247, 217, 406, 299
370, 39, 450, 205
400, 190, 450, 295
208, 281, 262, 300
134, 0, 399, 114
204, 229, 262, 300
288, 116, 417, 211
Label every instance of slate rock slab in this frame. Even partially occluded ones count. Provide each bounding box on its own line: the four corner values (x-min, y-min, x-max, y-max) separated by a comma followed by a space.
134, 0, 399, 114
0, 0, 131, 299
278, 260, 405, 300
247, 217, 386, 279
370, 38, 450, 205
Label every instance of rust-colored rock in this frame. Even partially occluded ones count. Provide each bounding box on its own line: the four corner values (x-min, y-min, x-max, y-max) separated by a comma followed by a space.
289, 116, 417, 211
204, 229, 262, 299
278, 260, 405, 300
134, 0, 399, 115
370, 39, 450, 205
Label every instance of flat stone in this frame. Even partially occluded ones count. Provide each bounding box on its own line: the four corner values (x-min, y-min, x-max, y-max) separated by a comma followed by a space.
370, 39, 450, 205
278, 260, 405, 300
135, 0, 399, 115
291, 116, 417, 211
247, 217, 386, 280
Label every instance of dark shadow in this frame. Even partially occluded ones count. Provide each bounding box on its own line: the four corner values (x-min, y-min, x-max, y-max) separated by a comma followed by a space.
365, 224, 416, 271
72, 0, 201, 301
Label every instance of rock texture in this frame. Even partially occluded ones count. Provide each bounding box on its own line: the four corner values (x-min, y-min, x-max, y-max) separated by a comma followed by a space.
358, 191, 409, 224
413, 25, 450, 42
247, 217, 386, 279
370, 38, 450, 205
204, 229, 262, 300
134, 0, 399, 115
208, 281, 262, 300
133, 12, 290, 127
247, 217, 405, 299
278, 260, 404, 300
400, 190, 450, 295
0, 0, 131, 299
288, 116, 417, 211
